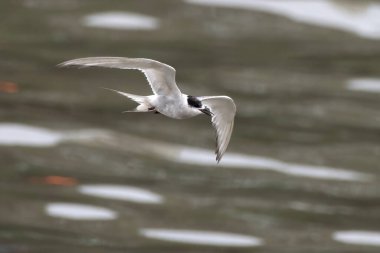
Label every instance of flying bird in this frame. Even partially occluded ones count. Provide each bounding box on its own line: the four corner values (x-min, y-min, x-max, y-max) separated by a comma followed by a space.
59, 57, 236, 162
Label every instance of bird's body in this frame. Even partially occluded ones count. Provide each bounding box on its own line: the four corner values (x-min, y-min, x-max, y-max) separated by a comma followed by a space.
149, 94, 202, 119
59, 57, 236, 162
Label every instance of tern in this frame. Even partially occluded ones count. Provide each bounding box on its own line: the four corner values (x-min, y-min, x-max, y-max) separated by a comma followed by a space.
59, 57, 236, 162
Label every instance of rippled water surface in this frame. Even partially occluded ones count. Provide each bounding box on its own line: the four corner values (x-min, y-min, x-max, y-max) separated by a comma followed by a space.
1, 0, 380, 252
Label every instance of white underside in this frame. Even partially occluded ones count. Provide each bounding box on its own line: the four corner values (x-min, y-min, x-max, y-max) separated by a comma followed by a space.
148, 94, 202, 119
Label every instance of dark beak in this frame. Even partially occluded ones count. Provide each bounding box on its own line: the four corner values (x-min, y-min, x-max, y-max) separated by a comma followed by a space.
199, 107, 212, 116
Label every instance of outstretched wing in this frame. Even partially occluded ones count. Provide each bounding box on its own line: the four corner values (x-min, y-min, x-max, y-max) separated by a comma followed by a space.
59, 57, 181, 96
199, 96, 236, 162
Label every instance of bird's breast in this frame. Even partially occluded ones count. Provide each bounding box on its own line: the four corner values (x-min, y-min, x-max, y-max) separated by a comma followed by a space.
160, 105, 200, 119
151, 96, 201, 119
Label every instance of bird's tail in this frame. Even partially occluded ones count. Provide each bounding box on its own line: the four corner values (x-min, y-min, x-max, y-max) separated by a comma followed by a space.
102, 88, 152, 112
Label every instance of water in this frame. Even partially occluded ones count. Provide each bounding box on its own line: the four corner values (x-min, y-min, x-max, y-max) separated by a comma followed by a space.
1, 0, 380, 252
139, 229, 263, 247
186, 0, 380, 39
78, 184, 164, 204
83, 12, 159, 30
0, 123, 62, 147
347, 78, 380, 93
333, 231, 380, 246
45, 203, 118, 220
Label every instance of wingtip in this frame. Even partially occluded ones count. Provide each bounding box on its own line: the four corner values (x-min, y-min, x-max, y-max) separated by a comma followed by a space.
57, 60, 75, 68
215, 151, 222, 164
56, 62, 66, 68
57, 59, 91, 68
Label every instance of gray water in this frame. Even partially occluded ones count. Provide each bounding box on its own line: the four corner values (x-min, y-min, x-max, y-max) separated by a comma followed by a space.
1, 0, 380, 252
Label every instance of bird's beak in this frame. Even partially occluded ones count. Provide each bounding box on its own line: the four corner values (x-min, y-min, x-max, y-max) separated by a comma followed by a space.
199, 107, 212, 116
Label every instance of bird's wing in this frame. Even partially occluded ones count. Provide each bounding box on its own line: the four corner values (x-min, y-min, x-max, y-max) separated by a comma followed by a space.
59, 57, 181, 96
199, 96, 236, 162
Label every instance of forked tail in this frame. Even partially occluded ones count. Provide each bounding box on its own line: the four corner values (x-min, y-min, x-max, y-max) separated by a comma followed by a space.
102, 88, 152, 112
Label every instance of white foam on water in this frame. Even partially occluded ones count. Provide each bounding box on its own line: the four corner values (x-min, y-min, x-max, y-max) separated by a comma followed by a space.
78, 184, 163, 204
140, 229, 263, 247
83, 11, 159, 30
45, 203, 117, 220
2, 123, 372, 182
0, 123, 63, 147
178, 147, 372, 182
333, 231, 380, 246
347, 78, 380, 93
185, 0, 380, 39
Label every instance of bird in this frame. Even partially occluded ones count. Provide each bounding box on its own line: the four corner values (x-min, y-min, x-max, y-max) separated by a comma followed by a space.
59, 57, 236, 162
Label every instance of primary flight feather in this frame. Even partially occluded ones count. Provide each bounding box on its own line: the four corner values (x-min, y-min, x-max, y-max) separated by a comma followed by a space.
59, 57, 236, 162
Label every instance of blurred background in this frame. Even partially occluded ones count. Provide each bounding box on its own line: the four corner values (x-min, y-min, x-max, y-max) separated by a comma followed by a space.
1, 0, 380, 252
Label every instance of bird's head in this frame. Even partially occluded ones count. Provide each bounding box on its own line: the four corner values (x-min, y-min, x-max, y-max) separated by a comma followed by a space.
187, 95, 212, 116
187, 95, 202, 108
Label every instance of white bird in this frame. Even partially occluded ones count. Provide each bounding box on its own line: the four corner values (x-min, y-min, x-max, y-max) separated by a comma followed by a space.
59, 57, 236, 162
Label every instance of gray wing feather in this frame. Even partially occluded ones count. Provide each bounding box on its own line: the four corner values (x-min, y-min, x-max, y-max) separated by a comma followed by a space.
199, 96, 236, 162
59, 57, 181, 96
